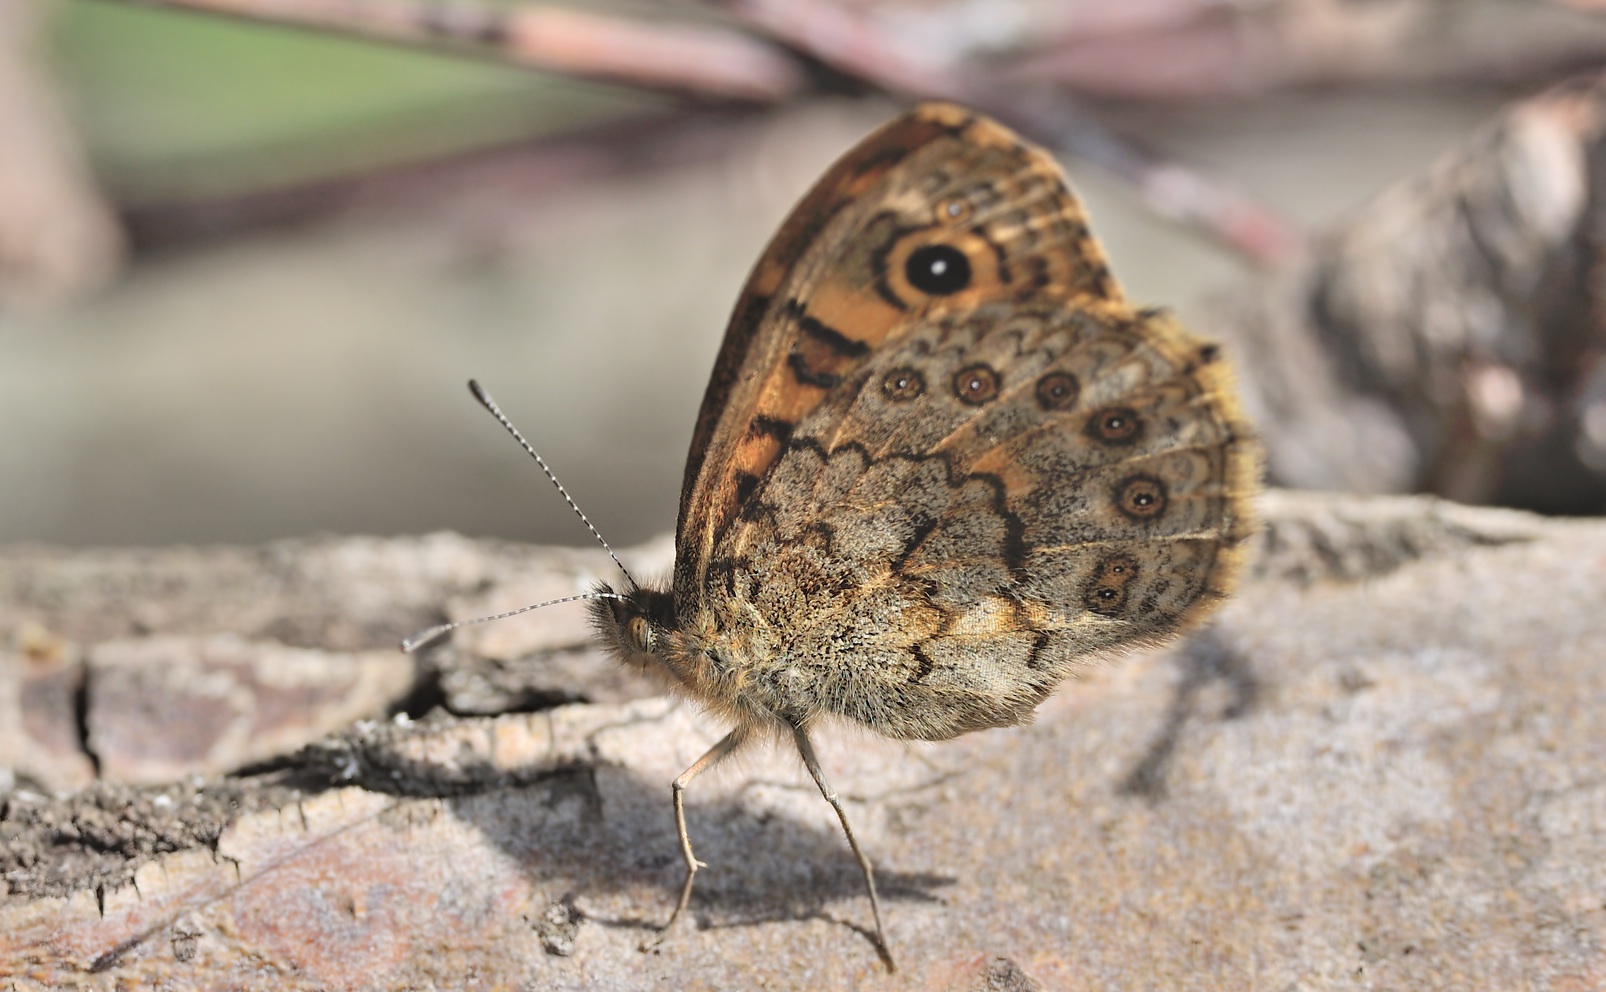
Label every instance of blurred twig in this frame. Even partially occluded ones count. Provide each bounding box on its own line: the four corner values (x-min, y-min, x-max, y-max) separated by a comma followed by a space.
0, 0, 125, 310
1008, 0, 1606, 99
112, 0, 806, 102
120, 106, 763, 252
709, 0, 1301, 260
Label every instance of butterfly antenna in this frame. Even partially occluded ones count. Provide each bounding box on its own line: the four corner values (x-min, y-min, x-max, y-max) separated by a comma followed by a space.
467, 379, 637, 588
401, 590, 628, 653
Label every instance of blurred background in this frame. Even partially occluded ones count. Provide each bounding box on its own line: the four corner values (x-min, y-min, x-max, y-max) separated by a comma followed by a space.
4, 0, 1605, 553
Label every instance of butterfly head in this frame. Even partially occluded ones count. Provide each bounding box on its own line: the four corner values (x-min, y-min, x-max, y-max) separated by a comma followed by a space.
588, 581, 753, 724
588, 581, 678, 665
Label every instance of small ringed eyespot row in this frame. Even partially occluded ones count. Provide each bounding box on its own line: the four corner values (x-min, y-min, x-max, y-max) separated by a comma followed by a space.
882, 367, 927, 401
1085, 405, 1143, 446
952, 364, 1000, 405
1035, 372, 1079, 411
1115, 474, 1168, 522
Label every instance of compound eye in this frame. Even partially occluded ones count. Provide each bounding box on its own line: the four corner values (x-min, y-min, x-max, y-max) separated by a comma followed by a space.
626, 615, 657, 653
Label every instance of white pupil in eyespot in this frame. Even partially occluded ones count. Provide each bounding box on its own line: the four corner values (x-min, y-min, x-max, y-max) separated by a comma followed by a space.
930, 259, 948, 275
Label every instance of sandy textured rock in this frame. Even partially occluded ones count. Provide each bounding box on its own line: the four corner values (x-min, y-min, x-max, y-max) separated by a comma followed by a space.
0, 533, 675, 794
0, 625, 92, 793
85, 636, 415, 785
1, 493, 1603, 989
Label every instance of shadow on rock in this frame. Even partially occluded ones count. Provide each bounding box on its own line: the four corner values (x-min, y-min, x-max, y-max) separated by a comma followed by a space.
1120, 626, 1258, 799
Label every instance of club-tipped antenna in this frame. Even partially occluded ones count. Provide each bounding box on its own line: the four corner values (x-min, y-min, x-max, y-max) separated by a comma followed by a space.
401, 590, 628, 653
467, 378, 636, 588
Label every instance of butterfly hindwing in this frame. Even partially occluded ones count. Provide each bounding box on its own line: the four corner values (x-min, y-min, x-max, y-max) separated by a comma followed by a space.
696, 293, 1258, 739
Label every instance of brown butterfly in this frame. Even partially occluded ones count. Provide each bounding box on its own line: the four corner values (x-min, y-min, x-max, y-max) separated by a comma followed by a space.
579, 102, 1261, 967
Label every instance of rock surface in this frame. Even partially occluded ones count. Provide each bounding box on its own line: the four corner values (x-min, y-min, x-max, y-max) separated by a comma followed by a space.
2, 492, 1603, 989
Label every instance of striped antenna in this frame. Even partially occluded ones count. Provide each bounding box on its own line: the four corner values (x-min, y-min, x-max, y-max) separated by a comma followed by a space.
399, 379, 638, 653
401, 590, 628, 653
467, 379, 636, 588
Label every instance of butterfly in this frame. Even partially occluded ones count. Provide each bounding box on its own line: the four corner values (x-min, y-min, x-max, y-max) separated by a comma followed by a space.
579, 102, 1261, 968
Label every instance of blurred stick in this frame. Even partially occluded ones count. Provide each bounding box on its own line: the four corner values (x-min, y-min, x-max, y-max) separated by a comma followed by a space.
712, 0, 1303, 261
1009, 0, 1606, 100
112, 0, 806, 102
121, 107, 764, 252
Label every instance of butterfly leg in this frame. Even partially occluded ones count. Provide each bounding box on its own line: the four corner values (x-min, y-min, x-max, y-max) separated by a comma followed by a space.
641, 726, 749, 951
791, 725, 894, 971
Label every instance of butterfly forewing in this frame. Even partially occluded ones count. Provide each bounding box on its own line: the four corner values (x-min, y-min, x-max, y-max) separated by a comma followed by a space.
675, 104, 1126, 617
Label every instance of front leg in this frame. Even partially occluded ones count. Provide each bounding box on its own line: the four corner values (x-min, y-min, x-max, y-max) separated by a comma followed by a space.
640, 726, 750, 951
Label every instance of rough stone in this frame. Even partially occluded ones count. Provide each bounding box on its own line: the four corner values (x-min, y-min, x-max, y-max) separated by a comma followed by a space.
1, 493, 1602, 989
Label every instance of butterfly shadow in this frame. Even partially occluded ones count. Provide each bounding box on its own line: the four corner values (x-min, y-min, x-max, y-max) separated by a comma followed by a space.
291, 733, 952, 957
478, 761, 952, 958
1118, 625, 1259, 800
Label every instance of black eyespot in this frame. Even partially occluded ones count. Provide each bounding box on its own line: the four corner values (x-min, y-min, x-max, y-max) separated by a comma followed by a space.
1085, 405, 1143, 446
905, 244, 972, 296
1035, 372, 1080, 411
952, 364, 1000, 405
882, 367, 925, 402
1083, 554, 1139, 617
1116, 474, 1168, 522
